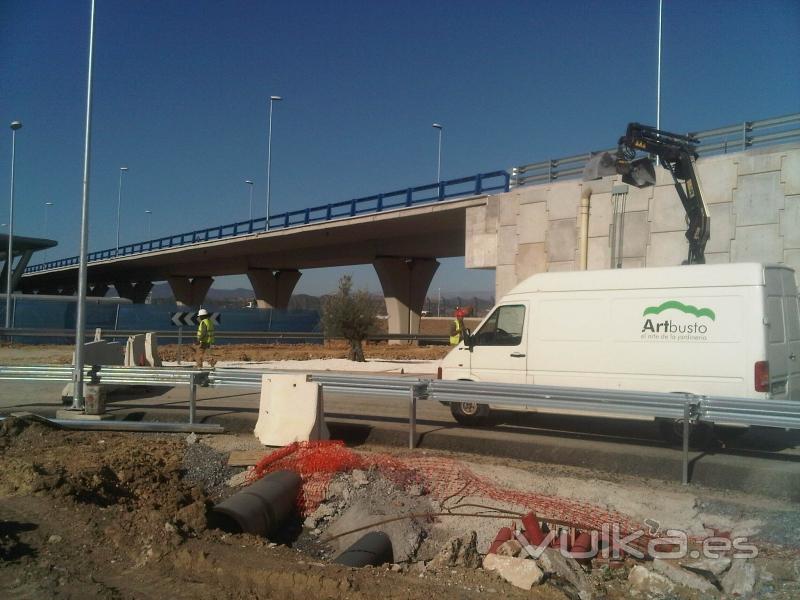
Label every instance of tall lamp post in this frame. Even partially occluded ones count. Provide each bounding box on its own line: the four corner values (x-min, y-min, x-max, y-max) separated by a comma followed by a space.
245, 179, 254, 223
432, 123, 443, 183
144, 209, 152, 237
116, 166, 128, 252
73, 0, 97, 410
265, 95, 282, 231
43, 202, 54, 261
5, 120, 22, 331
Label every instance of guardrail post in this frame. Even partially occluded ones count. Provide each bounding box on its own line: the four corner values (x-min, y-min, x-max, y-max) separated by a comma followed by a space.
682, 401, 690, 485
405, 188, 412, 207
189, 372, 197, 424
408, 387, 417, 449
475, 173, 483, 194
437, 182, 445, 200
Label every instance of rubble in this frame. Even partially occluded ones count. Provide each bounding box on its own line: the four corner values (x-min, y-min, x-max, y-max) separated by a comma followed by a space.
653, 558, 719, 594
681, 556, 731, 577
482, 554, 545, 590
536, 547, 595, 600
427, 532, 482, 570
628, 564, 675, 595
721, 559, 757, 597
495, 539, 523, 558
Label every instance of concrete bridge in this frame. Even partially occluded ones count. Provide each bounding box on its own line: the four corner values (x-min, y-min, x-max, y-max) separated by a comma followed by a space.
17, 116, 800, 336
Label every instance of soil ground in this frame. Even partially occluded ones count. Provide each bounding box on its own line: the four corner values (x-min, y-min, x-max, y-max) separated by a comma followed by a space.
0, 417, 568, 600
1, 417, 798, 599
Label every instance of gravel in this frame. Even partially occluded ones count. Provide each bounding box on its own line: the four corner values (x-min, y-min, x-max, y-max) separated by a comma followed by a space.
181, 440, 241, 502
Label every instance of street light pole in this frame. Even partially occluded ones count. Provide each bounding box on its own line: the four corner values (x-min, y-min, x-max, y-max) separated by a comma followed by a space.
432, 123, 443, 183
245, 180, 254, 223
116, 166, 128, 252
73, 0, 97, 409
145, 210, 152, 237
265, 95, 282, 231
5, 120, 22, 331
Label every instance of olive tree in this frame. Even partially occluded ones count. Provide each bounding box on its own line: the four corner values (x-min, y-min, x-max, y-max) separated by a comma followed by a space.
321, 275, 379, 361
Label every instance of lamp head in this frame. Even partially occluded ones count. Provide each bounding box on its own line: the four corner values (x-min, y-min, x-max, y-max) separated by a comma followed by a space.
432, 123, 442, 129
120, 166, 129, 172
270, 95, 283, 102
10, 121, 22, 131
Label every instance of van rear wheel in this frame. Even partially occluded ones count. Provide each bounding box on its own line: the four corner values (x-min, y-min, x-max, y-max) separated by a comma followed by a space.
450, 402, 491, 426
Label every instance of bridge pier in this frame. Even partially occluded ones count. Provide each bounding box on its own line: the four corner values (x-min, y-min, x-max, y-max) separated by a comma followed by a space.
88, 283, 109, 297
167, 276, 214, 308
246, 269, 301, 309
373, 257, 439, 342
114, 281, 153, 304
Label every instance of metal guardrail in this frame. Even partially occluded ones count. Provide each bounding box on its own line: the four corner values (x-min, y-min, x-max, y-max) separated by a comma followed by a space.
510, 112, 800, 187
0, 364, 208, 426
25, 170, 509, 274
0, 327, 448, 344
4, 364, 800, 484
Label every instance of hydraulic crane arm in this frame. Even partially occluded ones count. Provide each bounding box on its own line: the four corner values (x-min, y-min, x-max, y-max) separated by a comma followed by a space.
584, 123, 710, 265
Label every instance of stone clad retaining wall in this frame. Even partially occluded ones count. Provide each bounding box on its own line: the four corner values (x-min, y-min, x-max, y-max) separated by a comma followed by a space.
465, 145, 800, 299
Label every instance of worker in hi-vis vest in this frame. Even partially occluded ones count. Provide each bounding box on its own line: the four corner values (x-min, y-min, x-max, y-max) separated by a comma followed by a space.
195, 308, 215, 367
449, 307, 466, 345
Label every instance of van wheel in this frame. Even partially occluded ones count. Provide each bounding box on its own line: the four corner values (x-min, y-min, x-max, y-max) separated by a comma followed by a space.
657, 418, 713, 448
450, 402, 491, 426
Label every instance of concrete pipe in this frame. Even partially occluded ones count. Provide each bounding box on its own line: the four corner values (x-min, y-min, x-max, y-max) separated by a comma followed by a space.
213, 470, 301, 537
332, 531, 394, 568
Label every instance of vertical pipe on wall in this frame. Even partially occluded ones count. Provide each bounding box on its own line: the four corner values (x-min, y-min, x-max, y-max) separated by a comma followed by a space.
579, 188, 591, 270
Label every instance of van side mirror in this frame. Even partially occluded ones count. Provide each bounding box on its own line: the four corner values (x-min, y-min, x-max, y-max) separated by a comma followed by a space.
464, 329, 474, 351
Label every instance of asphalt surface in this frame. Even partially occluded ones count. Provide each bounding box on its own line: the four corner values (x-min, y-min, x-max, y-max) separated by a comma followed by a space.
2, 379, 799, 500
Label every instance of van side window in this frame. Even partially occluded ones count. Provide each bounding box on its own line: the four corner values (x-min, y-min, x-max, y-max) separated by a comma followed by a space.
472, 304, 525, 346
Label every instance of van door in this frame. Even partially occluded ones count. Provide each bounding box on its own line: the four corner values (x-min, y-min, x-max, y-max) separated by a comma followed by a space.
780, 269, 800, 400
765, 268, 791, 399
468, 302, 528, 383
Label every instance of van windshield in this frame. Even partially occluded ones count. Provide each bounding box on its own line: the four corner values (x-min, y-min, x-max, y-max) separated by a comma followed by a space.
472, 304, 525, 346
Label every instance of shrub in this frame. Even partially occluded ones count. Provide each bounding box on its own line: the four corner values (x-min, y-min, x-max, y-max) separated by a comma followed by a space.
320, 275, 379, 362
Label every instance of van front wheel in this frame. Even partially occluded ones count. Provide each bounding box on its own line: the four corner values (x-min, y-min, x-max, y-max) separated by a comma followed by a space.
450, 402, 491, 426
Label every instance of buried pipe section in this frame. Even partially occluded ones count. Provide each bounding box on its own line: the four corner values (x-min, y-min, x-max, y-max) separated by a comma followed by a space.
333, 531, 394, 568
213, 470, 301, 537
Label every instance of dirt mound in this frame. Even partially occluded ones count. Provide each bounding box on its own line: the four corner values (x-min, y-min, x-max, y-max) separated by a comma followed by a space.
159, 341, 450, 363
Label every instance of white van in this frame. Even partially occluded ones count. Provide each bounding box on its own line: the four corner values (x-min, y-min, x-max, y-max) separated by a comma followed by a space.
440, 263, 800, 431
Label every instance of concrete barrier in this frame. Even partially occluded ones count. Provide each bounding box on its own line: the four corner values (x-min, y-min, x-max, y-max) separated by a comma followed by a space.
124, 334, 147, 367
254, 373, 329, 446
144, 332, 161, 367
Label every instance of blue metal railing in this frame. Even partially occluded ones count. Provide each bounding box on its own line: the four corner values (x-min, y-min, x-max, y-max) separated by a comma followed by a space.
510, 112, 800, 187
24, 170, 510, 274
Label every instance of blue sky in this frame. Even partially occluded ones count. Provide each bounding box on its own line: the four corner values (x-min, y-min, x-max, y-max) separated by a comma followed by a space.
1, 0, 798, 297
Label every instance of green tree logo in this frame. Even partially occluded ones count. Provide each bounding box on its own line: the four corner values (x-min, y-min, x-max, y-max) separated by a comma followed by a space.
642, 300, 715, 320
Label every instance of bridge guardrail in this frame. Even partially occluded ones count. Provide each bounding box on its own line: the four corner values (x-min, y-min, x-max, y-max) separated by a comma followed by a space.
24, 170, 509, 274
510, 112, 800, 187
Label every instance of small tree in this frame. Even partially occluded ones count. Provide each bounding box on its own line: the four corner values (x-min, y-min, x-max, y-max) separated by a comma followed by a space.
321, 275, 379, 361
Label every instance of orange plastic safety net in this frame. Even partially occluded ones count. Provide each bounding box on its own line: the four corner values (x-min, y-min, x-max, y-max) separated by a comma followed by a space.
249, 440, 652, 548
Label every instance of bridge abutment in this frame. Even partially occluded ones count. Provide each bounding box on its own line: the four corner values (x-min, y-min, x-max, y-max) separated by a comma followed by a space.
246, 269, 301, 309
167, 276, 214, 308
373, 257, 439, 342
114, 281, 153, 304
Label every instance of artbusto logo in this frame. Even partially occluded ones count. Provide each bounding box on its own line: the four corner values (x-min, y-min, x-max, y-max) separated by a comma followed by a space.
641, 300, 716, 341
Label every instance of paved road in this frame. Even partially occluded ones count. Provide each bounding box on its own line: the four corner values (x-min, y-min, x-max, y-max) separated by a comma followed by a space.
2, 380, 799, 500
